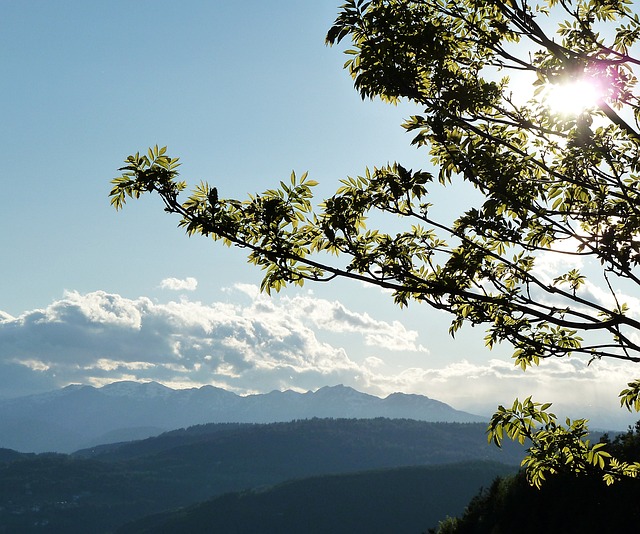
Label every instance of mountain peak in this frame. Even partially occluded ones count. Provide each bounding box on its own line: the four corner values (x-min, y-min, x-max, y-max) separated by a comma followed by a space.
385, 391, 432, 401
313, 384, 362, 396
99, 381, 173, 398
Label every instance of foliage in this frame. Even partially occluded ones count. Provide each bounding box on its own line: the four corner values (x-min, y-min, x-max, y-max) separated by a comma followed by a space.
111, 0, 640, 484
486, 396, 640, 487
431, 421, 640, 533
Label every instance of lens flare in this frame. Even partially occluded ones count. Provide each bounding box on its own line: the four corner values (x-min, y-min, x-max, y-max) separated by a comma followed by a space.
543, 78, 604, 116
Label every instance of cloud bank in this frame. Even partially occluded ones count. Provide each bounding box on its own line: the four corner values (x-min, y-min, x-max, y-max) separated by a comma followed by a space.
1, 286, 638, 428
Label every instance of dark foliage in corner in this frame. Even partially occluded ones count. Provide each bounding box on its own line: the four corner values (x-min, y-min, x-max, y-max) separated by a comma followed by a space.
431, 421, 640, 533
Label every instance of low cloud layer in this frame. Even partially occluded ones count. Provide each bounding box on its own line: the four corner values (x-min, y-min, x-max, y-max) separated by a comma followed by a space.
363, 357, 640, 427
1, 286, 639, 428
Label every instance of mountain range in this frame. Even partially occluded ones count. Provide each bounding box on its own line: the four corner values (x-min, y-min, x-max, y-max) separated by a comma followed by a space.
0, 381, 486, 453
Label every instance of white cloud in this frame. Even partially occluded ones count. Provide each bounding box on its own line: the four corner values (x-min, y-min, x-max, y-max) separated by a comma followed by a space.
532, 236, 585, 282
232, 283, 261, 299
579, 280, 640, 320
261, 291, 429, 353
530, 237, 640, 321
364, 356, 385, 369
160, 277, 198, 291
84, 359, 156, 372
15, 359, 50, 372
359, 357, 640, 429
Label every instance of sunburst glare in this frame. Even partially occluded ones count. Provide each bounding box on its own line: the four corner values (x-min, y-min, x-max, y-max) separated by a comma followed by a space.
542, 77, 605, 116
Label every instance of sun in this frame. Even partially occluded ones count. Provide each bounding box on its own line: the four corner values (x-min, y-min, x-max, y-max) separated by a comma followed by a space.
542, 78, 604, 116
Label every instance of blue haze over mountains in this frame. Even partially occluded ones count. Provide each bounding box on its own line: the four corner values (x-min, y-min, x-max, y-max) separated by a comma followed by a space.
0, 382, 486, 453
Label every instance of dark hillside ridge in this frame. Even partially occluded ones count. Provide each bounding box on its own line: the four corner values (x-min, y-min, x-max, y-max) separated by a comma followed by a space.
0, 381, 485, 453
74, 418, 524, 469
0, 447, 31, 464
118, 461, 517, 534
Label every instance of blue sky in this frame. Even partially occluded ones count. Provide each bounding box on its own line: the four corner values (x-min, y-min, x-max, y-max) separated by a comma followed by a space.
1, 1, 638, 429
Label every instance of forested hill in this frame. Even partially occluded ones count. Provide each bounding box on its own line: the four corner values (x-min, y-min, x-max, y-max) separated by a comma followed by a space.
75, 418, 525, 467
118, 462, 517, 534
1, 418, 523, 533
